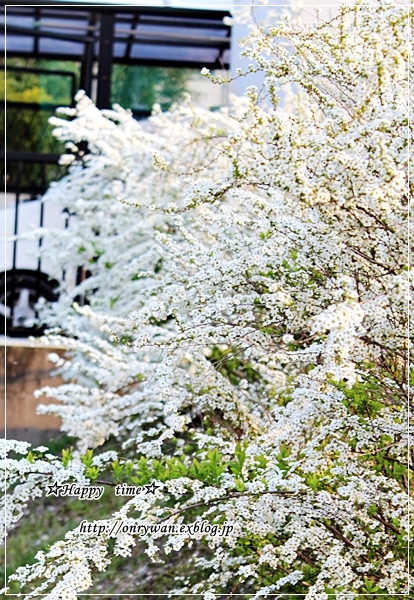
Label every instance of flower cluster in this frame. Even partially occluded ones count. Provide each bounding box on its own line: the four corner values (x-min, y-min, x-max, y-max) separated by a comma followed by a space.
3, 1, 412, 598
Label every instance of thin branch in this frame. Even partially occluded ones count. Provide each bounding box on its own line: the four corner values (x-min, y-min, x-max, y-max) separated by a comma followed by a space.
158, 489, 302, 523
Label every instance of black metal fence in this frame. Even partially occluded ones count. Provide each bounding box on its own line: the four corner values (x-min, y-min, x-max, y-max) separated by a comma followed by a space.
1, 63, 76, 336
1, 3, 231, 336
1, 152, 66, 337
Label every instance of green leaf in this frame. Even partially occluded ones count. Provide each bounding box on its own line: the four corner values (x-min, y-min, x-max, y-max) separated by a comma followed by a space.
235, 478, 245, 492
85, 465, 100, 481
81, 449, 94, 468
111, 460, 124, 482
62, 447, 74, 468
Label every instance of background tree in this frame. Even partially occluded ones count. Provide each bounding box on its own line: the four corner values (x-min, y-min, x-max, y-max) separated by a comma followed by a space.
111, 65, 198, 113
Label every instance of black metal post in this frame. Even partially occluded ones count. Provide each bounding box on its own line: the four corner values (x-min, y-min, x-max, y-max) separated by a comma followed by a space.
80, 12, 97, 100
37, 162, 46, 274
11, 161, 21, 272
96, 12, 114, 109
34, 163, 46, 321
126, 13, 140, 59
34, 7, 40, 55
10, 160, 22, 328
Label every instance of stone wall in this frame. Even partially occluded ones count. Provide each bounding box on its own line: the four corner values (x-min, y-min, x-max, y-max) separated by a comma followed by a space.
0, 343, 64, 445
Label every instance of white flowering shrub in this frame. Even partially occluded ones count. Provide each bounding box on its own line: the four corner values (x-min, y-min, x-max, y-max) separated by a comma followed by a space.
2, 2, 412, 598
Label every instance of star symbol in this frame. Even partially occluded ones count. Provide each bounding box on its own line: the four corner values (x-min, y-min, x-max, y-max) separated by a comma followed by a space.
46, 482, 61, 497
145, 481, 161, 495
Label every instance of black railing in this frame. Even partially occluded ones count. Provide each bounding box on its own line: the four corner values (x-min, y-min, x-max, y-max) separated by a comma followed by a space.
2, 152, 66, 271
2, 4, 232, 335
1, 151, 66, 337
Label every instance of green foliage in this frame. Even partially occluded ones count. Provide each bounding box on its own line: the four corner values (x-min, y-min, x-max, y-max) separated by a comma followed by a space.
228, 442, 247, 477
275, 443, 292, 475
107, 441, 269, 494
207, 345, 261, 386
1, 58, 75, 193
339, 377, 387, 419
80, 449, 94, 468
61, 447, 74, 468
110, 459, 124, 482
188, 449, 226, 484
2, 57, 77, 155
111, 65, 196, 112
26, 451, 35, 464
85, 466, 100, 481
334, 377, 409, 485
80, 449, 100, 481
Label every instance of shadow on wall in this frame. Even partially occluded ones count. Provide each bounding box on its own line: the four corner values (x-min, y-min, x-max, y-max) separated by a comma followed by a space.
1, 344, 63, 445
